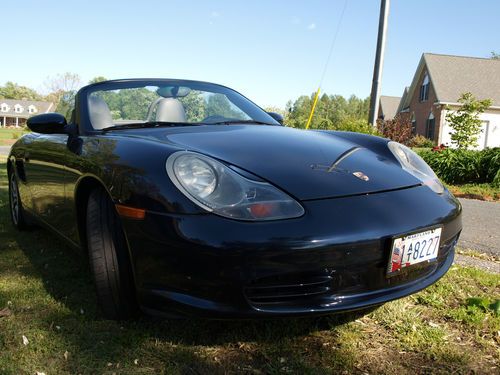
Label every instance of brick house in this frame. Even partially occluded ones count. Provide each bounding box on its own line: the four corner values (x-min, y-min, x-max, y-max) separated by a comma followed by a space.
386, 53, 500, 149
0, 99, 54, 128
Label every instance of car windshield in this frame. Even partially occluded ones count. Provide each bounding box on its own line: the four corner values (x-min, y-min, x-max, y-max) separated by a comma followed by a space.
86, 80, 278, 130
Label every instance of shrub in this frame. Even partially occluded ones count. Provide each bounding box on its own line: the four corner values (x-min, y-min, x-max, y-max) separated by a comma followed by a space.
418, 149, 481, 184
478, 147, 500, 183
409, 135, 435, 148
335, 117, 380, 135
417, 147, 500, 185
377, 114, 413, 145
493, 170, 500, 187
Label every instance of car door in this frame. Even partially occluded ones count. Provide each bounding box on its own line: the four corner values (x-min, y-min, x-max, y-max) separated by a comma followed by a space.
22, 133, 69, 232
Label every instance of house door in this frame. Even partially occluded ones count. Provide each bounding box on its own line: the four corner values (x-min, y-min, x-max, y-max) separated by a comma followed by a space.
482, 120, 500, 148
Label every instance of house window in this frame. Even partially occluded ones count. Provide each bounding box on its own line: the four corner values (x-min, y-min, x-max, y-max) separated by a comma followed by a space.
14, 104, 24, 113
28, 105, 37, 114
411, 113, 417, 135
419, 74, 430, 102
426, 112, 435, 140
0, 103, 9, 112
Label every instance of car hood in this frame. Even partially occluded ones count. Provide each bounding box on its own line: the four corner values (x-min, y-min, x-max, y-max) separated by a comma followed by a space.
121, 125, 421, 200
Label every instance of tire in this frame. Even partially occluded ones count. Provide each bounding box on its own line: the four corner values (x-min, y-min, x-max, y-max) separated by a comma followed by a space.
8, 170, 29, 230
86, 188, 138, 320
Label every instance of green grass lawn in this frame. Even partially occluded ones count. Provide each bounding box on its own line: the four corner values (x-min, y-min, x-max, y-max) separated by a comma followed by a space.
0, 128, 27, 146
446, 183, 500, 202
0, 156, 499, 374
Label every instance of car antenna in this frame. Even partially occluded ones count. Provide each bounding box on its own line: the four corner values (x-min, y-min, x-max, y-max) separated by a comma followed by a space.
305, 0, 349, 130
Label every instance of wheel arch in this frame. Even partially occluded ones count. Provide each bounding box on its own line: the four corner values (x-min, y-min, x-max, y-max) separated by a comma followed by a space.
73, 176, 137, 285
74, 175, 115, 253
6, 158, 12, 175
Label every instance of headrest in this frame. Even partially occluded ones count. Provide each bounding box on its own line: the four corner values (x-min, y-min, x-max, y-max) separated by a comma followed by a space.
156, 98, 187, 123
88, 95, 113, 130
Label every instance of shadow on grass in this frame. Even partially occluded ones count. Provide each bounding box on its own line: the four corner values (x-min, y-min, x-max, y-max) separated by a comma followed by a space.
11, 219, 370, 337
0, 159, 369, 372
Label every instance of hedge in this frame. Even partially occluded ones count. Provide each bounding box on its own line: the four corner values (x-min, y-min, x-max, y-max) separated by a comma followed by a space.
416, 147, 500, 186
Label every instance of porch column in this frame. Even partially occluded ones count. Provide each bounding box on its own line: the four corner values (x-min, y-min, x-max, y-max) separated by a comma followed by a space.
2, 116, 5, 128
15, 117, 19, 128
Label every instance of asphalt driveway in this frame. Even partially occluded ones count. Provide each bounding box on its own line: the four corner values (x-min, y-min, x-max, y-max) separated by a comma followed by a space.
457, 198, 499, 257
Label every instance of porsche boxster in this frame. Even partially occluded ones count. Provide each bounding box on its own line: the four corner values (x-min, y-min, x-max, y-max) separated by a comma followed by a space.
7, 79, 462, 319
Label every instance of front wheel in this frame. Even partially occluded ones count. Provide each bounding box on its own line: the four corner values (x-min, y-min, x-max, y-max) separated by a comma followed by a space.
86, 188, 138, 320
8, 171, 28, 230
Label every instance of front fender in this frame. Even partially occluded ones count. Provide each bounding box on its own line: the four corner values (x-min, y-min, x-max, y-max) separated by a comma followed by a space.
73, 135, 206, 215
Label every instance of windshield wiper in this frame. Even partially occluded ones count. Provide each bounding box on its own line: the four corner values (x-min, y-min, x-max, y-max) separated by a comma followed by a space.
208, 120, 275, 126
102, 121, 199, 131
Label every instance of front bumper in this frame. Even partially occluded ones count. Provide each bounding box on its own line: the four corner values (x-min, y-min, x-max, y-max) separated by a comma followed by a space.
121, 185, 462, 318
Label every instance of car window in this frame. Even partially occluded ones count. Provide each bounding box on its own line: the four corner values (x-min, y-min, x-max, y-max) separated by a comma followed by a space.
178, 91, 251, 123
86, 81, 277, 130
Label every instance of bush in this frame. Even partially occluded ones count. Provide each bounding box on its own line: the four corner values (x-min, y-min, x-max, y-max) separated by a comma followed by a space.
409, 135, 435, 148
335, 117, 380, 135
377, 114, 413, 145
417, 147, 500, 185
493, 170, 500, 187
479, 147, 500, 183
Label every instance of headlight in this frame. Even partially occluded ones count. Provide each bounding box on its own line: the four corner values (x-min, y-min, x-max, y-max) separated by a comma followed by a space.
166, 151, 305, 221
388, 141, 444, 194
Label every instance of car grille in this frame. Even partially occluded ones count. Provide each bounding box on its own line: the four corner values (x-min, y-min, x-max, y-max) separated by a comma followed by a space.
244, 270, 334, 305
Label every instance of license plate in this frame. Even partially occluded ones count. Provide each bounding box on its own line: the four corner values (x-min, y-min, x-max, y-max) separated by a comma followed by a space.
387, 227, 442, 275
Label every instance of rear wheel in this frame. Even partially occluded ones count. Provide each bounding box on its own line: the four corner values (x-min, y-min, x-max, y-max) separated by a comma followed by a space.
9, 171, 28, 230
86, 188, 138, 320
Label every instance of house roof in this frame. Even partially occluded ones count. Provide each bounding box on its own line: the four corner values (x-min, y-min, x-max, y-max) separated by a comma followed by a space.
0, 99, 54, 118
379, 95, 401, 120
397, 87, 409, 113
400, 53, 500, 110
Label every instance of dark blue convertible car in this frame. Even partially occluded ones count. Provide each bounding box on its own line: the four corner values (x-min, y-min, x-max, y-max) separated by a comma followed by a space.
7, 79, 462, 319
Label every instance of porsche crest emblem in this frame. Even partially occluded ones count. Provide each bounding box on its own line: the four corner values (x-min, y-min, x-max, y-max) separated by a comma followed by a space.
352, 171, 369, 181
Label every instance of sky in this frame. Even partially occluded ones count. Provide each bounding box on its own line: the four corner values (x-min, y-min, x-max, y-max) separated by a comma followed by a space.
2, 0, 499, 108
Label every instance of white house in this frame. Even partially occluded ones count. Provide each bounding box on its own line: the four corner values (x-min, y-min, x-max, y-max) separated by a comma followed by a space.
0, 99, 54, 128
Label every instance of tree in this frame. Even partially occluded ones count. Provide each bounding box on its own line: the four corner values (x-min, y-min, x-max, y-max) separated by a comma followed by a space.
179, 91, 206, 122
89, 76, 107, 84
445, 92, 492, 149
491, 51, 500, 60
205, 94, 242, 119
338, 117, 379, 135
285, 92, 370, 130
44, 73, 82, 118
0, 81, 42, 100
263, 106, 285, 117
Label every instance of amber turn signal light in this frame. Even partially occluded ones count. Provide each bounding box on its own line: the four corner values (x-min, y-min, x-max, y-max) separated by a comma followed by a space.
115, 204, 146, 220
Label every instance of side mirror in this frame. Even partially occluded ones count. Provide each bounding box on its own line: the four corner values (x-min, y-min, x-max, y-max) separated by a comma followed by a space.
267, 112, 284, 125
27, 113, 67, 134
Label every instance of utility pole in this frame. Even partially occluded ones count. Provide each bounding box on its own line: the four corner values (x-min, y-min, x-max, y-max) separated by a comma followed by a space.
368, 0, 390, 127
